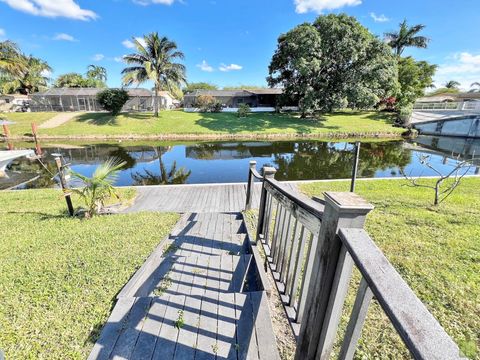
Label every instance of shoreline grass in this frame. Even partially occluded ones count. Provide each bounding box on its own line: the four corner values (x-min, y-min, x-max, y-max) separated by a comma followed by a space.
1, 110, 407, 140
0, 189, 180, 359
300, 178, 479, 359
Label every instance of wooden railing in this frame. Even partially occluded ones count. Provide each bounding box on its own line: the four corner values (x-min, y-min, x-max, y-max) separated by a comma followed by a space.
245, 164, 466, 360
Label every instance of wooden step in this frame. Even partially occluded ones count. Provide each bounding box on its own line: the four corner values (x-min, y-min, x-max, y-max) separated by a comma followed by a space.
88, 291, 280, 360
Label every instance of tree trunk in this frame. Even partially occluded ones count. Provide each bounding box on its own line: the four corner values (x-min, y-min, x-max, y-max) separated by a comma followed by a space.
154, 86, 159, 117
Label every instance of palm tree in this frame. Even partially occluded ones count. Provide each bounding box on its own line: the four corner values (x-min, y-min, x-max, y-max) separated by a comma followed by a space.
0, 41, 27, 78
384, 20, 430, 56
2, 55, 51, 94
470, 82, 480, 92
445, 80, 461, 89
122, 33, 186, 117
131, 146, 191, 185
70, 158, 126, 217
86, 64, 107, 82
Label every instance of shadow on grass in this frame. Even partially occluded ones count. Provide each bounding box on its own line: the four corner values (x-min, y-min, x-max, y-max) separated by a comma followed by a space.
75, 112, 121, 126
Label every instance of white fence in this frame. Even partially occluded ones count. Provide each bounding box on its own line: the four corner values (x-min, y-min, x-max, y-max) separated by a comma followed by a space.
414, 101, 480, 111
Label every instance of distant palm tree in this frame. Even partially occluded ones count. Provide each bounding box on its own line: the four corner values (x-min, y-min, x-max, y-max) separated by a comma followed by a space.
445, 80, 461, 89
122, 33, 186, 117
384, 20, 430, 56
470, 82, 480, 92
86, 64, 107, 82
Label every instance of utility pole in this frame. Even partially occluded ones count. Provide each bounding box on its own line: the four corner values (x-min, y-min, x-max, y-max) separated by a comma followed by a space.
54, 156, 74, 216
350, 142, 361, 192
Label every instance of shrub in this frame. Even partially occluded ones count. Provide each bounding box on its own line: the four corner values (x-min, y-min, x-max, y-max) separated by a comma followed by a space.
97, 89, 129, 115
210, 101, 223, 113
237, 103, 251, 118
398, 104, 413, 127
195, 95, 215, 112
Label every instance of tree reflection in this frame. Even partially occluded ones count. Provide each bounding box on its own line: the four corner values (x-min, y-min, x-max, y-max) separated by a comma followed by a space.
131, 146, 191, 185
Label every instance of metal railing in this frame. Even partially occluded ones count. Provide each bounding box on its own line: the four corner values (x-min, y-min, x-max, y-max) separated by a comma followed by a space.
245, 164, 466, 360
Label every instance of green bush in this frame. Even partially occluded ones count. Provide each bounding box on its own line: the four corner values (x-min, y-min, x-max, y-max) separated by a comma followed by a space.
398, 104, 413, 126
97, 89, 130, 115
194, 94, 222, 112
237, 103, 251, 118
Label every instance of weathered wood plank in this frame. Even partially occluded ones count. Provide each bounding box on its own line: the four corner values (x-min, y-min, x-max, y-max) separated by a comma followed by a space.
88, 297, 136, 360
251, 291, 280, 360
217, 292, 238, 360
235, 292, 259, 360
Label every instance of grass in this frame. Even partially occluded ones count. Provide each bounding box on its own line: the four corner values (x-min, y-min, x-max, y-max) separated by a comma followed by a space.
299, 178, 480, 359
0, 112, 57, 136
3, 110, 406, 139
0, 188, 180, 359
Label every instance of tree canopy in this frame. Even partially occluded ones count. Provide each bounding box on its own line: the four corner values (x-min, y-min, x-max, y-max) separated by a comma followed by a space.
397, 56, 437, 108
268, 14, 398, 115
184, 82, 218, 93
54, 72, 106, 88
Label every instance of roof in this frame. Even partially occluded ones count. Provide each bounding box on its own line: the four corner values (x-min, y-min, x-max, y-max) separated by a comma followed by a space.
419, 92, 480, 102
158, 91, 174, 98
31, 87, 152, 97
184, 88, 284, 97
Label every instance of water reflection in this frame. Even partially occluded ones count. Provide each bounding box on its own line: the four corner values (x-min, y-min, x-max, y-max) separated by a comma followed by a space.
2, 136, 479, 190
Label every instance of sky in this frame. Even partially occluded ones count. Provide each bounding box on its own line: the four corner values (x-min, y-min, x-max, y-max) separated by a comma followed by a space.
1, 0, 480, 90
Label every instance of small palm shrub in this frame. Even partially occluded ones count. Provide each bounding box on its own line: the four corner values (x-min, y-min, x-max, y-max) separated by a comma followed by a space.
237, 103, 251, 117
70, 158, 126, 217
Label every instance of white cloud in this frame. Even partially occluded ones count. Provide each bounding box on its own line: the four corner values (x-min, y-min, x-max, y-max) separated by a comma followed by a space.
53, 33, 76, 41
196, 60, 214, 72
0, 0, 97, 20
219, 63, 242, 72
0, 28, 5, 37
132, 0, 175, 5
434, 52, 480, 90
122, 37, 146, 49
370, 12, 389, 22
294, 0, 361, 14
92, 54, 105, 61
114, 56, 124, 63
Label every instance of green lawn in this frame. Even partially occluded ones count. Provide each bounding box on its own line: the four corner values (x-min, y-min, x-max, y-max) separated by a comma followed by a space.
0, 189, 180, 359
3, 110, 406, 139
0, 112, 57, 136
300, 178, 479, 359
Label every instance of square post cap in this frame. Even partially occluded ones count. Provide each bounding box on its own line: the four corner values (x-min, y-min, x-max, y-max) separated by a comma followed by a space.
262, 166, 277, 178
324, 192, 374, 215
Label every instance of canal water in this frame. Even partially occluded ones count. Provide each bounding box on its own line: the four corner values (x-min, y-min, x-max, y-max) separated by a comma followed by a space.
1, 135, 479, 190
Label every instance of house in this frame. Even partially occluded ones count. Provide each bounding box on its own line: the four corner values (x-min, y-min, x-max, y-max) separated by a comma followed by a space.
183, 88, 298, 112
29, 88, 173, 112
158, 91, 177, 109
0, 94, 30, 112
415, 92, 480, 111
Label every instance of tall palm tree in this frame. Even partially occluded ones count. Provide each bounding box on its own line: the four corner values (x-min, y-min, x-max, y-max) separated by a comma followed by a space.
0, 41, 27, 78
2, 55, 51, 94
122, 33, 186, 117
445, 80, 461, 89
384, 20, 430, 56
86, 64, 107, 82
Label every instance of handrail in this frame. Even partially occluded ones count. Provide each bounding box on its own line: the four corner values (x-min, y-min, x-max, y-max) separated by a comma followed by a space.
339, 228, 464, 360
247, 163, 466, 360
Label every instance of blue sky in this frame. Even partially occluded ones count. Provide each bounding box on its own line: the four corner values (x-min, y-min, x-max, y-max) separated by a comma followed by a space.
1, 0, 480, 90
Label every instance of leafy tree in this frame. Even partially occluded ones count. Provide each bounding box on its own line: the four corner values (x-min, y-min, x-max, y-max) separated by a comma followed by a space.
70, 158, 126, 218
237, 103, 250, 117
268, 14, 398, 115
97, 89, 130, 115
444, 80, 461, 89
54, 72, 106, 88
427, 87, 460, 96
397, 56, 437, 108
184, 82, 218, 93
470, 82, 480, 93
385, 20, 430, 56
122, 32, 186, 117
86, 65, 107, 82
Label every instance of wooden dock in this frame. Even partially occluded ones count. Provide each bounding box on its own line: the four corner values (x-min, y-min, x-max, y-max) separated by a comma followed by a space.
90, 209, 280, 359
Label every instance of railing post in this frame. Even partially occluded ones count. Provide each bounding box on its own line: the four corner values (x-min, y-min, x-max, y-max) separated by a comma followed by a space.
256, 166, 276, 242
295, 192, 373, 360
245, 160, 257, 210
